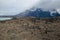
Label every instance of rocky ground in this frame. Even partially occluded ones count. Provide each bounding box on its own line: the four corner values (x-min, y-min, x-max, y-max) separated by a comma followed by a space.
0, 18, 60, 40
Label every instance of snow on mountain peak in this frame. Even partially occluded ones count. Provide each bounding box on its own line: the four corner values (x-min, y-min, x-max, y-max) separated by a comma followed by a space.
49, 9, 58, 16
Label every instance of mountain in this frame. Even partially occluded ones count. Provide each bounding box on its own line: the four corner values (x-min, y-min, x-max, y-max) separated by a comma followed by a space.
15, 8, 60, 18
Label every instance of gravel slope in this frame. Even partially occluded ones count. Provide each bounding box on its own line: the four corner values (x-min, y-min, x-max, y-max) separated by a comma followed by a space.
0, 18, 60, 40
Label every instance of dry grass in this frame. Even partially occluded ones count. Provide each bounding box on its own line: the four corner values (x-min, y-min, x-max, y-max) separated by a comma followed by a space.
0, 18, 60, 40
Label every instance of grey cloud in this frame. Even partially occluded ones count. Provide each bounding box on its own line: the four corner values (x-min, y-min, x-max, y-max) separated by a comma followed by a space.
0, 0, 60, 15
35, 0, 60, 10
0, 0, 39, 15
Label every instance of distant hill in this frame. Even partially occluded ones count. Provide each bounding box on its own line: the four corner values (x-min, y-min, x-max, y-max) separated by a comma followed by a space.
0, 8, 60, 19
15, 8, 60, 18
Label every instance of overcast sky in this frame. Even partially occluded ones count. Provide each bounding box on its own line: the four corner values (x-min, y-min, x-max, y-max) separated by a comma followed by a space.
0, 0, 60, 15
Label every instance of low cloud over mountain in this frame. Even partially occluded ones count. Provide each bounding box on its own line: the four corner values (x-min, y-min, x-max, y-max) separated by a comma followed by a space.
0, 0, 60, 15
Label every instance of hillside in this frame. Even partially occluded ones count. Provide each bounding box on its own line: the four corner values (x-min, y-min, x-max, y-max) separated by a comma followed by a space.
15, 8, 60, 18
0, 17, 60, 40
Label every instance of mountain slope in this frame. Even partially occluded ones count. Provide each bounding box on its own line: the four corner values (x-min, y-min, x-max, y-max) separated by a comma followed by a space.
15, 8, 60, 18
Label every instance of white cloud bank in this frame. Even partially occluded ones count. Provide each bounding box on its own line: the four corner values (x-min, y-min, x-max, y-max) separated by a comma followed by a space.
0, 0, 60, 15
35, 0, 60, 13
0, 0, 39, 15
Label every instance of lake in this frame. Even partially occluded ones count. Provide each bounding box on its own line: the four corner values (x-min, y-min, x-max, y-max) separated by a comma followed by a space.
0, 17, 12, 21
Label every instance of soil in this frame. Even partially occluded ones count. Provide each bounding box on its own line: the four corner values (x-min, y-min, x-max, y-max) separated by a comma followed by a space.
0, 18, 60, 40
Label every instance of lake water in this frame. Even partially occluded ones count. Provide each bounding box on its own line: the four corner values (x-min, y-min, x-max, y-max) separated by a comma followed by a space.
0, 17, 12, 21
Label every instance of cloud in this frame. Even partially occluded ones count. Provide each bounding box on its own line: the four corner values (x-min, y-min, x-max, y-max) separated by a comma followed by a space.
0, 0, 39, 15
0, 0, 60, 15
36, 0, 60, 10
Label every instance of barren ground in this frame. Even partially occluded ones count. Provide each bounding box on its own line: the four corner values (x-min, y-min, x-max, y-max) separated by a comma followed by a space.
0, 18, 60, 40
